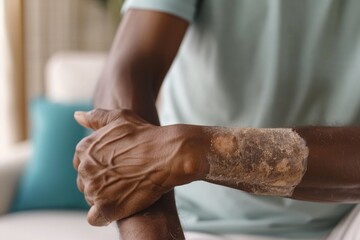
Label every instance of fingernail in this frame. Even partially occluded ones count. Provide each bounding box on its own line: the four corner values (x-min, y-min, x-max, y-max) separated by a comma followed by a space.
74, 111, 87, 126
74, 111, 86, 118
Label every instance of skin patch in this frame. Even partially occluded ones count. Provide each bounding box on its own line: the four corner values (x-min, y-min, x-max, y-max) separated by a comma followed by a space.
205, 128, 309, 197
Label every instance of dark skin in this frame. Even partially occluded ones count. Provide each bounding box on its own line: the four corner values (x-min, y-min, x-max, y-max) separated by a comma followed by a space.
90, 10, 188, 240
73, 109, 360, 232
73, 9, 360, 239
293, 127, 360, 202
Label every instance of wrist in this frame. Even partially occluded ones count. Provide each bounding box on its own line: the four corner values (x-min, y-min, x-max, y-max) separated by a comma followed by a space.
95, 67, 160, 122
165, 125, 210, 187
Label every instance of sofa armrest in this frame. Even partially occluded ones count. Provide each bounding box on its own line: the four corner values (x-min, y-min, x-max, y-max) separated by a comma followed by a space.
0, 141, 31, 215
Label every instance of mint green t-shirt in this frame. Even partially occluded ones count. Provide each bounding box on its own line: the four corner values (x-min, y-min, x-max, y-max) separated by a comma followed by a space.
122, 0, 359, 238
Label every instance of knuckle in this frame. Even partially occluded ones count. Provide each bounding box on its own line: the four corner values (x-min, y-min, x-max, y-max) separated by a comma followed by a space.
83, 137, 93, 146
86, 182, 99, 196
75, 143, 83, 153
78, 161, 90, 177
78, 136, 93, 150
78, 162, 88, 175
78, 159, 98, 178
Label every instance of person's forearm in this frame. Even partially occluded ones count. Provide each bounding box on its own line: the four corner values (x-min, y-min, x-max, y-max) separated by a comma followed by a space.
173, 125, 360, 203
95, 10, 188, 239
117, 193, 183, 240
74, 110, 360, 230
203, 127, 308, 197
106, 74, 184, 240
94, 10, 188, 115
292, 127, 360, 202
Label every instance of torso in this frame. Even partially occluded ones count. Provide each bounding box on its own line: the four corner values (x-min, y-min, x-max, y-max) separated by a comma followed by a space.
160, 0, 360, 238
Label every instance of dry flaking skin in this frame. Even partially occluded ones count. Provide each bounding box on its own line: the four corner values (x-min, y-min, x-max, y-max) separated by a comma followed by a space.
204, 128, 309, 197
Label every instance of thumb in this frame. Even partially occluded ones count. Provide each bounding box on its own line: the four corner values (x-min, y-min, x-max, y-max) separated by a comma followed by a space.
87, 205, 110, 227
74, 109, 115, 130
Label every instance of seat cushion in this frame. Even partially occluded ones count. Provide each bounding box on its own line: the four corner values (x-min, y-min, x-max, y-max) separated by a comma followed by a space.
0, 211, 287, 240
0, 211, 118, 240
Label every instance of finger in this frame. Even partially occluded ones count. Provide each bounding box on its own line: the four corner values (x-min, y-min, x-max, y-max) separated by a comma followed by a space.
73, 136, 93, 171
73, 154, 81, 171
87, 205, 110, 226
74, 109, 115, 130
77, 176, 85, 193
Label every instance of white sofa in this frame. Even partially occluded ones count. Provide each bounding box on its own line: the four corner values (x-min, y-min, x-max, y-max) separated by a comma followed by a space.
0, 52, 120, 240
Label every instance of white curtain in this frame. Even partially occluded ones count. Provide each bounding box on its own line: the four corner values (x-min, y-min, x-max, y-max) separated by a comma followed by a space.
0, 0, 26, 153
25, 0, 118, 99
0, 0, 118, 153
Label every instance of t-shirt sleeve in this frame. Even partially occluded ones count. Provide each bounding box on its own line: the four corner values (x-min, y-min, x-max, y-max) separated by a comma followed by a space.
121, 0, 199, 22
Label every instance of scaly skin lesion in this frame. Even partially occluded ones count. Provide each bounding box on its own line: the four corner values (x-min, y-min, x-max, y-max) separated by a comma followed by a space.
203, 127, 309, 196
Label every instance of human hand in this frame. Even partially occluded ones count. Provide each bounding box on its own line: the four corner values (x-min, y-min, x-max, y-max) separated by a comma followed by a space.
73, 109, 205, 226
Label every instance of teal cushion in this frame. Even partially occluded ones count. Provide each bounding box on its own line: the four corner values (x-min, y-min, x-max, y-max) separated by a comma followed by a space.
11, 98, 92, 211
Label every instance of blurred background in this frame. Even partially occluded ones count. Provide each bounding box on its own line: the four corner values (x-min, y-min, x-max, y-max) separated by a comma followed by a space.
0, 0, 123, 155
0, 1, 124, 237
